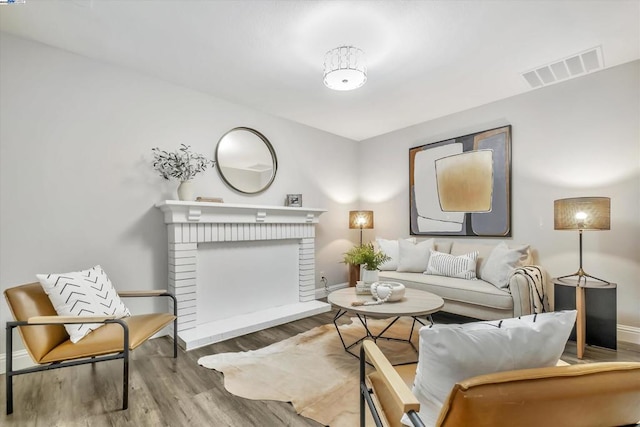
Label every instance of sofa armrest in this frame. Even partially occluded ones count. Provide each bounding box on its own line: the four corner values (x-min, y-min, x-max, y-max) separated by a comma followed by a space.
509, 274, 532, 316
508, 265, 549, 316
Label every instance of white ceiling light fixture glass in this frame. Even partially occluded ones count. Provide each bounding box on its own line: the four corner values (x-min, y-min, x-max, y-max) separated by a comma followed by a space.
323, 46, 367, 91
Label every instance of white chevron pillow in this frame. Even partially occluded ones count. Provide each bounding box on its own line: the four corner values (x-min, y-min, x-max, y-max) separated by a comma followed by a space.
424, 250, 479, 280
37, 265, 131, 343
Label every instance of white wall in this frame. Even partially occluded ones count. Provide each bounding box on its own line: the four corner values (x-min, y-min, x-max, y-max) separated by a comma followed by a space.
0, 34, 359, 354
359, 61, 640, 333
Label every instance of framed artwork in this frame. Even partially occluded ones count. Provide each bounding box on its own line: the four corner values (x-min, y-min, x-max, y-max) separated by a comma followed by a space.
409, 125, 511, 237
286, 194, 302, 207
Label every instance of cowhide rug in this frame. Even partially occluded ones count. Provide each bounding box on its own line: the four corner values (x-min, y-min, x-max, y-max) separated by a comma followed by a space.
198, 317, 420, 426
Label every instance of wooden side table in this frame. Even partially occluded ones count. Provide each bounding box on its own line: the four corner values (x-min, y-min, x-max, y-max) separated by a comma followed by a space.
553, 277, 617, 359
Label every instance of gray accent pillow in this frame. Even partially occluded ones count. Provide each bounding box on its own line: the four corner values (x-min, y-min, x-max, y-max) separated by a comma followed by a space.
397, 238, 434, 272
481, 242, 530, 289
376, 237, 416, 271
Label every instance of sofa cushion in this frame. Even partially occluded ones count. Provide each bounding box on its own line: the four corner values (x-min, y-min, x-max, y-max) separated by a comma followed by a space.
407, 310, 577, 425
434, 240, 452, 254
425, 250, 478, 280
450, 242, 495, 275
378, 271, 513, 310
376, 237, 416, 271
481, 242, 530, 289
397, 239, 434, 272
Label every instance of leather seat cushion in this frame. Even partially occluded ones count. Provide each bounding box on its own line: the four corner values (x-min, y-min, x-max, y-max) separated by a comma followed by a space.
39, 313, 176, 363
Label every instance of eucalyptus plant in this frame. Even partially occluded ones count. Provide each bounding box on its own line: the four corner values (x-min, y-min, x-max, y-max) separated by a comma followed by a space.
152, 144, 215, 181
342, 243, 391, 271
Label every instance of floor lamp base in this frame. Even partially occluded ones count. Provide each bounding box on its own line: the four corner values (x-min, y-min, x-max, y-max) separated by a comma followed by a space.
556, 269, 610, 286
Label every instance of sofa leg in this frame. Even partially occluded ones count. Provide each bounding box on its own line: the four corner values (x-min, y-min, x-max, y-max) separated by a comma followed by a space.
6, 324, 14, 415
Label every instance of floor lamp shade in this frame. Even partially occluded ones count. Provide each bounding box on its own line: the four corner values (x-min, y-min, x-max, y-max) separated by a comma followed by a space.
349, 211, 374, 230
553, 197, 610, 284
554, 197, 610, 231
349, 210, 374, 246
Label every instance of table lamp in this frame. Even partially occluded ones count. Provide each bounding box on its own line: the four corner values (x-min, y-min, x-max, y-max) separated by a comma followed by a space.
349, 210, 374, 246
554, 197, 610, 285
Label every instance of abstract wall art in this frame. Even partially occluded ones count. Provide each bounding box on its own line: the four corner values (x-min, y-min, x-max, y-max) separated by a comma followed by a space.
409, 125, 511, 237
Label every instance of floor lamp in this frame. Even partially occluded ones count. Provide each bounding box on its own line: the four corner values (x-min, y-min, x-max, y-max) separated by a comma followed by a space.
349, 210, 374, 246
554, 197, 610, 285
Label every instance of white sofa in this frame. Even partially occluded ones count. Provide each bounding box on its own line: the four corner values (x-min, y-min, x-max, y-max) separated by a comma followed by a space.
377, 239, 544, 321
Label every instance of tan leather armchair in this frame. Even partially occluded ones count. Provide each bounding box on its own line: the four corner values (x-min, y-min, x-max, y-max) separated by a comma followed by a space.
360, 340, 640, 427
4, 282, 178, 415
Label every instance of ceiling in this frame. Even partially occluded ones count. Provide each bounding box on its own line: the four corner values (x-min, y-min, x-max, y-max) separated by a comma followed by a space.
1, 0, 639, 141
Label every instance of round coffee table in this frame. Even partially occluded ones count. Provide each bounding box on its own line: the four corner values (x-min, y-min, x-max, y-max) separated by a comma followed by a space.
327, 287, 444, 360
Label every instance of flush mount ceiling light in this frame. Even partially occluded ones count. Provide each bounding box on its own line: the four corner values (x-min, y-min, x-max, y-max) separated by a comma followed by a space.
323, 46, 367, 91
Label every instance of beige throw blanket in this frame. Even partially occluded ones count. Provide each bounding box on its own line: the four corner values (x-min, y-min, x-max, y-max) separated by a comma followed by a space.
198, 318, 420, 426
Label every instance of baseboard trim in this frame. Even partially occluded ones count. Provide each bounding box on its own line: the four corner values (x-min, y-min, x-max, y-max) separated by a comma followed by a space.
0, 349, 35, 375
618, 324, 640, 345
315, 282, 349, 299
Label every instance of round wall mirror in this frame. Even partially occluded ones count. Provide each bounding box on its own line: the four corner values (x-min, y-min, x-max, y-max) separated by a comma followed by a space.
215, 127, 278, 194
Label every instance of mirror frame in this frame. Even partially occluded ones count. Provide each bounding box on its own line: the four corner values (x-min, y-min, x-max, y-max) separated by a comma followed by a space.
215, 127, 278, 194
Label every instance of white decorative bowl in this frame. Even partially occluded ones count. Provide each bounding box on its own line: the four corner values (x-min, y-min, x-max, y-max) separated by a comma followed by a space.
371, 282, 406, 302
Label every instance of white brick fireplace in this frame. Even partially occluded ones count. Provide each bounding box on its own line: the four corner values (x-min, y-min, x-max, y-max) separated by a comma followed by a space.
155, 200, 330, 350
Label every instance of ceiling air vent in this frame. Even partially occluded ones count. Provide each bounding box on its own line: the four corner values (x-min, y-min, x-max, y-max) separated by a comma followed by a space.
521, 46, 604, 89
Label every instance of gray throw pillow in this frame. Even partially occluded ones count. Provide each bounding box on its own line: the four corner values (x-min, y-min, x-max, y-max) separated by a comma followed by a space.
397, 239, 434, 272
481, 242, 530, 289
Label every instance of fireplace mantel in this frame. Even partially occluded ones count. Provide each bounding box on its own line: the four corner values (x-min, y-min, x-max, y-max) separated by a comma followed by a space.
155, 200, 330, 350
155, 200, 326, 224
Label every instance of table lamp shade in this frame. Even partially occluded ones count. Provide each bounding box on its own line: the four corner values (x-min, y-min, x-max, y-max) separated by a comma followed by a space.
554, 197, 610, 231
349, 211, 374, 229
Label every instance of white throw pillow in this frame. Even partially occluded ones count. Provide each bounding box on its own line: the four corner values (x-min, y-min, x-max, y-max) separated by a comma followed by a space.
481, 242, 530, 289
37, 265, 131, 343
425, 250, 478, 279
406, 310, 577, 426
397, 239, 434, 272
376, 237, 416, 271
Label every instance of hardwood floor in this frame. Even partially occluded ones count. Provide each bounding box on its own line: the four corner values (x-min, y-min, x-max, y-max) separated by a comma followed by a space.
1, 309, 638, 426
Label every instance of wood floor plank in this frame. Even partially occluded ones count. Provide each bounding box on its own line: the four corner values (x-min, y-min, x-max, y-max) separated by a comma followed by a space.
1, 309, 638, 426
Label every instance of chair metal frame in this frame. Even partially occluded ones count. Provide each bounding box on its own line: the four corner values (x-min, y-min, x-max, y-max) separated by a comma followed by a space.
359, 341, 424, 427
5, 291, 177, 415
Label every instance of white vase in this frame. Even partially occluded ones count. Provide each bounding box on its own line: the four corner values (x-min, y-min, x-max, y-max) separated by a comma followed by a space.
361, 268, 379, 284
177, 180, 194, 201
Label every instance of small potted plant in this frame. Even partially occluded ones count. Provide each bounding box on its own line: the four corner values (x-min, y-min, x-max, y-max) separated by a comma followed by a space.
152, 144, 215, 201
342, 243, 390, 285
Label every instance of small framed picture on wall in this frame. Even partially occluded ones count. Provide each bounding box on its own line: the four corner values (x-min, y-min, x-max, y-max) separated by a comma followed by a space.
286, 194, 302, 207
